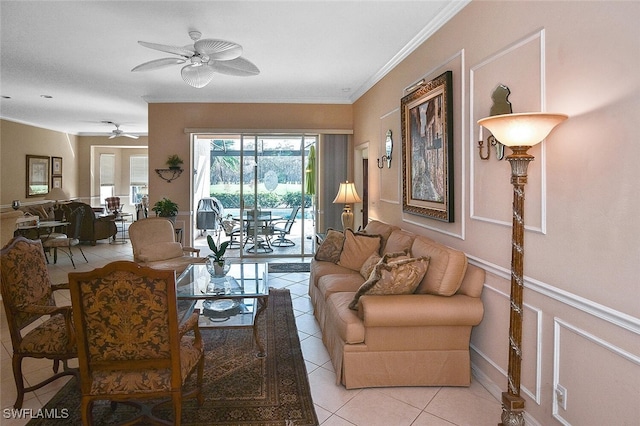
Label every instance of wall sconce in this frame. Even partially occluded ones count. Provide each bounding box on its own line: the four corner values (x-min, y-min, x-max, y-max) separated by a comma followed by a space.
377, 130, 393, 169
478, 127, 505, 161
332, 181, 362, 230
478, 111, 567, 426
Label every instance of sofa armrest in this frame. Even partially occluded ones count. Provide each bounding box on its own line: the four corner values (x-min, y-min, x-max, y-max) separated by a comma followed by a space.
182, 246, 201, 256
358, 294, 484, 327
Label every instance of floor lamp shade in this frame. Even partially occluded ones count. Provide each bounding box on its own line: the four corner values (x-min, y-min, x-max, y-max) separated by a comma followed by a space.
333, 181, 362, 230
478, 112, 567, 426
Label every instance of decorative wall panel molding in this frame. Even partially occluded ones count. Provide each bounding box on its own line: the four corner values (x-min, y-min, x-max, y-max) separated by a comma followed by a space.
470, 29, 547, 233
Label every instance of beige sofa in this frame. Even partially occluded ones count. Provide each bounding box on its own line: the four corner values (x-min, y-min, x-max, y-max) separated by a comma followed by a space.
309, 220, 485, 389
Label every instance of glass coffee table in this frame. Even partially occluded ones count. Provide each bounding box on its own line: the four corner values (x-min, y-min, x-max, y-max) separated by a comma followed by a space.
176, 262, 269, 357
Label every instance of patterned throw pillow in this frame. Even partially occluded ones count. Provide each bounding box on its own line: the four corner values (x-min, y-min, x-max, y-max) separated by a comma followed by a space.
314, 229, 345, 263
338, 229, 382, 271
359, 253, 381, 279
348, 255, 430, 310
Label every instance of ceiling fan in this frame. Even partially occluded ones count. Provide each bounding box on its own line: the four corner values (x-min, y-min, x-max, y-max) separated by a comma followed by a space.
103, 121, 139, 139
131, 31, 260, 88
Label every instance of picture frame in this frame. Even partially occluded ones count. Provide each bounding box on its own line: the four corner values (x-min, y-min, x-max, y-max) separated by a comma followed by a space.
52, 156, 62, 176
52, 175, 63, 189
401, 70, 454, 222
26, 155, 50, 197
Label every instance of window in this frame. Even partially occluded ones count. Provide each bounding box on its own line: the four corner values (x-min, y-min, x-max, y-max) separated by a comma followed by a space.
130, 155, 148, 204
100, 154, 115, 203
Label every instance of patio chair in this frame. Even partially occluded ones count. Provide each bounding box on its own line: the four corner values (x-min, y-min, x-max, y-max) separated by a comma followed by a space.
220, 216, 242, 249
0, 236, 77, 409
271, 206, 300, 247
69, 261, 204, 425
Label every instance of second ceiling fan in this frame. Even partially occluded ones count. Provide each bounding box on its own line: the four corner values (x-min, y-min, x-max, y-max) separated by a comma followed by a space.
131, 31, 260, 88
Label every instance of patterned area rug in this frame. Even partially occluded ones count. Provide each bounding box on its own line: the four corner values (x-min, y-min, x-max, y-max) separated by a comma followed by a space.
268, 263, 311, 273
28, 288, 318, 426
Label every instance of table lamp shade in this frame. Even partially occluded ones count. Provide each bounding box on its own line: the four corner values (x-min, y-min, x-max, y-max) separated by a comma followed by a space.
478, 112, 568, 147
47, 188, 69, 201
333, 182, 362, 205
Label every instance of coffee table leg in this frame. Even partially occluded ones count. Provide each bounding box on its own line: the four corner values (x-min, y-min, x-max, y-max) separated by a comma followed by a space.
254, 295, 268, 358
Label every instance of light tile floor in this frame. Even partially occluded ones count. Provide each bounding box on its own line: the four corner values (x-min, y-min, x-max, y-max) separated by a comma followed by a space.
1, 239, 501, 425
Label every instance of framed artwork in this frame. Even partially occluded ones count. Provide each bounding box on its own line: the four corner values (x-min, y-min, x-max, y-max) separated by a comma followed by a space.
26, 155, 50, 197
52, 175, 63, 189
52, 156, 62, 176
400, 71, 454, 222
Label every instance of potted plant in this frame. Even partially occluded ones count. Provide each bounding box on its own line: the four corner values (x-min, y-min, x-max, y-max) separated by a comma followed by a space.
166, 154, 184, 170
206, 234, 230, 277
151, 198, 179, 222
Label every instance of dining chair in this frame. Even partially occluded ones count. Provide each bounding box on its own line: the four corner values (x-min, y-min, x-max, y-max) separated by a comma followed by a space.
104, 196, 122, 215
41, 204, 88, 268
68, 260, 204, 425
271, 206, 300, 247
0, 236, 77, 409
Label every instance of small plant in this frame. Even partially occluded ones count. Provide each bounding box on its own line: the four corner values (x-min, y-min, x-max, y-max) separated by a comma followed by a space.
151, 197, 179, 217
166, 154, 184, 169
207, 235, 229, 266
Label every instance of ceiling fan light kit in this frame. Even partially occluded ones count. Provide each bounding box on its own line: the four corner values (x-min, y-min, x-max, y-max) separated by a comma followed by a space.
132, 31, 260, 88
102, 121, 139, 139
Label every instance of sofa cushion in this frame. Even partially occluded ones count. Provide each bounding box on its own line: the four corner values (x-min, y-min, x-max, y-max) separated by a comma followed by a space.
411, 236, 467, 296
326, 292, 365, 344
138, 242, 184, 262
349, 255, 430, 310
319, 274, 366, 300
383, 230, 415, 255
363, 220, 398, 253
338, 229, 382, 271
314, 228, 344, 263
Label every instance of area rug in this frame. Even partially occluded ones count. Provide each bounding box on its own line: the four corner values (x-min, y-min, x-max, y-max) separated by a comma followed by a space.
28, 288, 318, 426
268, 263, 311, 273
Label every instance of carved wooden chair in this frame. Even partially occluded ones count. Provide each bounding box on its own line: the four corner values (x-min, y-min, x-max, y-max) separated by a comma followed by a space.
0, 236, 77, 409
68, 261, 204, 425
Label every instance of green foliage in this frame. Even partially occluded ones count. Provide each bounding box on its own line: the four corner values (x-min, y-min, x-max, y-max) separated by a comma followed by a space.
151, 198, 179, 217
166, 154, 184, 168
210, 190, 310, 209
207, 235, 229, 263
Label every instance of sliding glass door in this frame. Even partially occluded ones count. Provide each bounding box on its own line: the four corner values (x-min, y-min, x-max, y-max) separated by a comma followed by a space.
192, 133, 316, 259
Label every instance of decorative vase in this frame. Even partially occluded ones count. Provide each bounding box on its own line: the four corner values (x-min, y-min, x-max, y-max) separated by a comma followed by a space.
206, 255, 230, 277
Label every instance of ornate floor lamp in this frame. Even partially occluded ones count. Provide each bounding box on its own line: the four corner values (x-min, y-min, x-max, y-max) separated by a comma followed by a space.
478, 112, 567, 426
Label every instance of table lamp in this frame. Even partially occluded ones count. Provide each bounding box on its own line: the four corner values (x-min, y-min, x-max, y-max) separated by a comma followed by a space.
332, 181, 362, 230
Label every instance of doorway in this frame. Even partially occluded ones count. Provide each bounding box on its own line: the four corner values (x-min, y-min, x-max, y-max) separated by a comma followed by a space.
192, 133, 317, 259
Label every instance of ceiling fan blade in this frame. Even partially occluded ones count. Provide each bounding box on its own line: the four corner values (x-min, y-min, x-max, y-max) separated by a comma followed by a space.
210, 57, 260, 76
109, 134, 117, 139
181, 64, 215, 88
122, 134, 139, 139
131, 57, 186, 72
138, 41, 194, 57
194, 39, 242, 61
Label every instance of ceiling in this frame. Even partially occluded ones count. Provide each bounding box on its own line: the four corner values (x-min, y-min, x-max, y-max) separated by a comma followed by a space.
0, 1, 467, 136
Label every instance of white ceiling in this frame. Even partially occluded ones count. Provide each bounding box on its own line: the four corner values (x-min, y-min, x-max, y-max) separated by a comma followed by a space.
0, 1, 468, 136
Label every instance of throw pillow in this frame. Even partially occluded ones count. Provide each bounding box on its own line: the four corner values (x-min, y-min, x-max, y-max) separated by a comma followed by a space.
348, 256, 430, 310
359, 252, 381, 279
314, 229, 344, 263
338, 229, 382, 272
138, 241, 184, 262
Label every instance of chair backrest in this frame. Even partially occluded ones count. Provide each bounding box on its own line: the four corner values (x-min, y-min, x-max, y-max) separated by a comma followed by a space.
61, 205, 85, 240
283, 206, 301, 232
68, 261, 181, 394
128, 217, 177, 261
0, 237, 55, 335
105, 197, 121, 213
246, 210, 272, 235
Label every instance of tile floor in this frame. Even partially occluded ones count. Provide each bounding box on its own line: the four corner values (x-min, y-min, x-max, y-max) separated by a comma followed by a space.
1, 239, 501, 425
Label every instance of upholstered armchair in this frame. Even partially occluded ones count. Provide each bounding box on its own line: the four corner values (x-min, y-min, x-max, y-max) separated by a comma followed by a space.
67, 201, 117, 245
0, 237, 77, 409
129, 217, 205, 274
68, 261, 204, 425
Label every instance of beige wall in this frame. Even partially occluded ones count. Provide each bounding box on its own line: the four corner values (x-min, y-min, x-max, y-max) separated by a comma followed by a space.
354, 1, 639, 425
1, 120, 79, 206
147, 103, 353, 243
